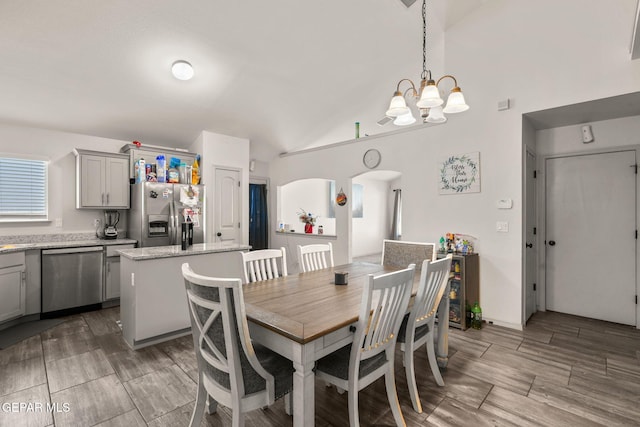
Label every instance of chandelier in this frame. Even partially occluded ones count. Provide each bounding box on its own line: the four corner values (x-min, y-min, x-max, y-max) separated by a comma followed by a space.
385, 0, 469, 126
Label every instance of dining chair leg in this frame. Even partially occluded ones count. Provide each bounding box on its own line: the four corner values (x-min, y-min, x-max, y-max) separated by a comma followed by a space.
231, 409, 245, 427
426, 330, 444, 386
189, 378, 207, 427
284, 392, 292, 415
205, 396, 218, 414
404, 347, 423, 414
384, 369, 406, 427
347, 387, 360, 427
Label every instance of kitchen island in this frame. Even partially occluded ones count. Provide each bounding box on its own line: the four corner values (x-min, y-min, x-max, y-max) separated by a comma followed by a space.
118, 242, 250, 349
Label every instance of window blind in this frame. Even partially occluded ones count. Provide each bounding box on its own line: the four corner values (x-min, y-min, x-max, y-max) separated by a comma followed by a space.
0, 157, 48, 218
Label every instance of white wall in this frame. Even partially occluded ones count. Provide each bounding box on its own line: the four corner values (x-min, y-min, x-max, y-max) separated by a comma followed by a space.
190, 131, 250, 244
0, 123, 131, 237
351, 175, 393, 257
269, 0, 640, 329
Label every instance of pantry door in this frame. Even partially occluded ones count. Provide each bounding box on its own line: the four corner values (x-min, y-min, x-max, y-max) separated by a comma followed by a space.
545, 150, 636, 325
214, 168, 241, 244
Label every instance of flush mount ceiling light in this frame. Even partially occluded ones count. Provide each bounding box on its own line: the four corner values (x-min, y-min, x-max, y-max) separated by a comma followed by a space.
171, 60, 194, 81
384, 0, 469, 126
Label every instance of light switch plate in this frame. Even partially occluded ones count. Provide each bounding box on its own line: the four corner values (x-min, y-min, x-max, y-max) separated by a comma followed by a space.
497, 99, 511, 111
496, 221, 509, 232
54, 218, 63, 227
497, 199, 513, 209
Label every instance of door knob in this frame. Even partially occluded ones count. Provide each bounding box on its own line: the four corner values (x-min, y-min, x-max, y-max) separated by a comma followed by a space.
548, 240, 556, 246
525, 243, 533, 248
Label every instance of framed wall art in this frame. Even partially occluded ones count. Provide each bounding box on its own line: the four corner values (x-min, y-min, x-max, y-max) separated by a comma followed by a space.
438, 152, 480, 194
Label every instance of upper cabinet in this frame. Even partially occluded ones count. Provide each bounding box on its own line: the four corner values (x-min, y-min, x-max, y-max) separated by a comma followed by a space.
74, 149, 130, 209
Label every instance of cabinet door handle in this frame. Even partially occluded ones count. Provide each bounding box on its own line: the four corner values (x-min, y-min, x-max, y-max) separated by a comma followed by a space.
525, 243, 533, 248
106, 193, 109, 204
548, 240, 556, 246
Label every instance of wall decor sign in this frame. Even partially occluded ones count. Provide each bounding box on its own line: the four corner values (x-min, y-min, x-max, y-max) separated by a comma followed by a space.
439, 152, 480, 194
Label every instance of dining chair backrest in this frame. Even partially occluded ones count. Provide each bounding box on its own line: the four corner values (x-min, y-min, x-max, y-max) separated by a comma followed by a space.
181, 263, 275, 410
410, 255, 452, 332
399, 255, 452, 414
297, 242, 334, 273
381, 239, 437, 271
241, 247, 288, 284
353, 264, 415, 364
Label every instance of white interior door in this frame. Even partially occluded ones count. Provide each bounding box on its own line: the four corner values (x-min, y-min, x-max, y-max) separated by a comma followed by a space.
524, 150, 537, 322
546, 150, 636, 325
214, 168, 241, 244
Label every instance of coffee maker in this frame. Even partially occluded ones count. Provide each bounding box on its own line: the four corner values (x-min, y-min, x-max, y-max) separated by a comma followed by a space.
104, 210, 120, 239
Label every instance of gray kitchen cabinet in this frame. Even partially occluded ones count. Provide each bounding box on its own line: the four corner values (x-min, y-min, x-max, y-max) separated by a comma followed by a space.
74, 149, 130, 209
105, 243, 136, 300
0, 252, 26, 323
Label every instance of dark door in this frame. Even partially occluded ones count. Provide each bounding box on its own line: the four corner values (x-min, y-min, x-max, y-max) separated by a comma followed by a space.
249, 183, 268, 250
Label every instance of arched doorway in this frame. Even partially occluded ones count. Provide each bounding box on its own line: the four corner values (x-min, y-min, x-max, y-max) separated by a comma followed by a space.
351, 170, 402, 263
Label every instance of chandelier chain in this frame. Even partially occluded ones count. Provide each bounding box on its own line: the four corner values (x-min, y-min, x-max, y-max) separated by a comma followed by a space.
421, 0, 428, 80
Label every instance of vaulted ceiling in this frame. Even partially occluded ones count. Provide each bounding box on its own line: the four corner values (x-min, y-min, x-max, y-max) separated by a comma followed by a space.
0, 1, 489, 159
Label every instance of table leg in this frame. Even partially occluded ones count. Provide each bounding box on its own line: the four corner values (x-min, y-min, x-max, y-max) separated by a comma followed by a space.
292, 343, 315, 427
436, 281, 450, 368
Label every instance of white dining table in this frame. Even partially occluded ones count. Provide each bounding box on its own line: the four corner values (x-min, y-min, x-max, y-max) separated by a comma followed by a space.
243, 261, 450, 427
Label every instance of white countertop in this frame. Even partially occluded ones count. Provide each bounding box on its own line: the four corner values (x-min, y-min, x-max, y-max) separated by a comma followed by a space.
0, 238, 137, 255
118, 242, 250, 261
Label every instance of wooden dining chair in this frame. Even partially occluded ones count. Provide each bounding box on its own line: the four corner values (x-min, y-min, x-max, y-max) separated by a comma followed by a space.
381, 239, 437, 271
182, 263, 294, 427
241, 247, 288, 284
398, 255, 452, 414
315, 264, 416, 427
297, 242, 334, 272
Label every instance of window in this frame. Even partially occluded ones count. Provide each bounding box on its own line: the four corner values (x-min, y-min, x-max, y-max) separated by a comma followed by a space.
0, 157, 48, 221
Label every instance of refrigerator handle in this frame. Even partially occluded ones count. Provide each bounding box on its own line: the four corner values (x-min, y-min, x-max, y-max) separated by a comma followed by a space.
173, 199, 181, 244
169, 200, 175, 245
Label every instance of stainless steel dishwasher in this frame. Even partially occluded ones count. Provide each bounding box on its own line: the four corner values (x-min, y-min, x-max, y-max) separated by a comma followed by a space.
42, 246, 104, 314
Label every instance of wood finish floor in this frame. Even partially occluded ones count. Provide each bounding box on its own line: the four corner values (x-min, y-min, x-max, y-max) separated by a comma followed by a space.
0, 307, 639, 426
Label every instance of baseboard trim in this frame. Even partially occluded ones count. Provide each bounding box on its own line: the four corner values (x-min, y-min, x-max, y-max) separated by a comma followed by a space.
482, 317, 523, 331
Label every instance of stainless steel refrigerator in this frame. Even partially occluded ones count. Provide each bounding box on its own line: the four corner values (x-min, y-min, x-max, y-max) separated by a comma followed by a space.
128, 182, 206, 248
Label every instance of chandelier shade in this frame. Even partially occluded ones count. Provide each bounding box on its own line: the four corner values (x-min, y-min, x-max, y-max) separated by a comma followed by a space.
425, 105, 447, 123
442, 87, 469, 113
385, 92, 411, 117
416, 80, 443, 108
393, 110, 417, 126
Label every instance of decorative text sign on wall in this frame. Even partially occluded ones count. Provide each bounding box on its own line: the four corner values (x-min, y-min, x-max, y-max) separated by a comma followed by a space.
438, 152, 480, 194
